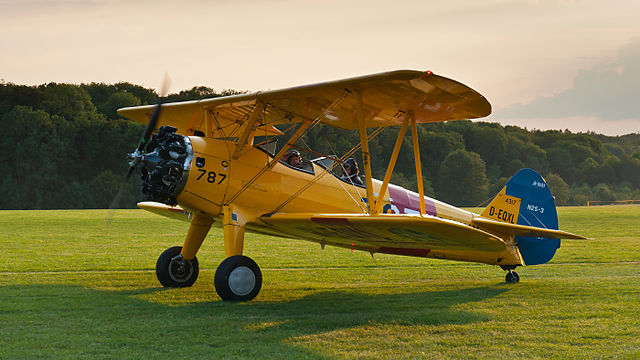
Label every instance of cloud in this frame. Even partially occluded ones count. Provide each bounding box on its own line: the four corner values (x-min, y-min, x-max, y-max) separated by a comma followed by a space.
488, 115, 640, 136
497, 38, 640, 122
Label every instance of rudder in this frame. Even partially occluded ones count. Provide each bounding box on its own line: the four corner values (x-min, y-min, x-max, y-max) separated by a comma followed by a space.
482, 168, 560, 265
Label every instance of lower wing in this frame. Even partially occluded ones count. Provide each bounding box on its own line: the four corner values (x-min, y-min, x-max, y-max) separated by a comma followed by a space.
258, 213, 507, 253
137, 201, 192, 222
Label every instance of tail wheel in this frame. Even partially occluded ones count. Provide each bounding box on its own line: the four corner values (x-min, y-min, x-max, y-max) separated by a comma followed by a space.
214, 255, 262, 301
156, 246, 199, 287
505, 271, 520, 283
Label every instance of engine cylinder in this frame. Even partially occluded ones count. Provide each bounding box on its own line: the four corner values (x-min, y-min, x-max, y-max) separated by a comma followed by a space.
141, 126, 192, 205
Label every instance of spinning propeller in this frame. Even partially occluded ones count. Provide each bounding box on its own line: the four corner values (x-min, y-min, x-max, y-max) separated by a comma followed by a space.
108, 76, 171, 212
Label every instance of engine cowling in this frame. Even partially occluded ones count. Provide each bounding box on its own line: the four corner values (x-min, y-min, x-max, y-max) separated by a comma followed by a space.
141, 126, 192, 205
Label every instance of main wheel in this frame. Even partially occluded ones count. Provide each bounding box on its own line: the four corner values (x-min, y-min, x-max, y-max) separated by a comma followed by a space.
505, 271, 520, 283
214, 255, 262, 301
156, 246, 199, 287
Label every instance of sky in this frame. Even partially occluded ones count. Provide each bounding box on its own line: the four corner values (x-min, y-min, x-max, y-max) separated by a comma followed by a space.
1, 0, 639, 135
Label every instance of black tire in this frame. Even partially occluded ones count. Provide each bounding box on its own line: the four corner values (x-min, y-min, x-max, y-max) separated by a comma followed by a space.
214, 255, 262, 301
156, 246, 199, 287
505, 271, 520, 283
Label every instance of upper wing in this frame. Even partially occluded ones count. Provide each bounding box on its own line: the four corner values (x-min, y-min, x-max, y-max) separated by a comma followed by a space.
117, 70, 491, 137
257, 213, 506, 252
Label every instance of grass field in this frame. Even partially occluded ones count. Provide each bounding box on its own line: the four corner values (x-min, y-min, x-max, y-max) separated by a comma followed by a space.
1, 206, 639, 359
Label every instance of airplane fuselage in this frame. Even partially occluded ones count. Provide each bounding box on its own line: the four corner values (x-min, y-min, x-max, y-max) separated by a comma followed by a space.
156, 135, 522, 266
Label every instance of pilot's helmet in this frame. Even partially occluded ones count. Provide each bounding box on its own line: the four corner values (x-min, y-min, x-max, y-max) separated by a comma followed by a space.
283, 149, 301, 163
344, 157, 359, 174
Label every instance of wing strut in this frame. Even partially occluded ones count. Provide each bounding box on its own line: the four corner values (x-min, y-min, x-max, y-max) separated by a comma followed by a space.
375, 116, 410, 214
232, 101, 266, 159
409, 111, 426, 215
356, 89, 375, 214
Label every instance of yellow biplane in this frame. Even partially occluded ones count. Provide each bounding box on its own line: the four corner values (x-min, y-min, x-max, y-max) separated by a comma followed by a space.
117, 70, 584, 301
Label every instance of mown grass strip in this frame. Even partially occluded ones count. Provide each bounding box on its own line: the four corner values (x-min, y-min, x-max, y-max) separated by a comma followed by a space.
1, 206, 639, 359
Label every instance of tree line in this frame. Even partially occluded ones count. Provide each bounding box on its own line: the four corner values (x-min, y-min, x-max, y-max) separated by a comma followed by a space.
1, 81, 639, 209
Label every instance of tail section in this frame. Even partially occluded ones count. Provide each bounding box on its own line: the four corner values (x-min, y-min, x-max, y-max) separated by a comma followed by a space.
482, 168, 560, 265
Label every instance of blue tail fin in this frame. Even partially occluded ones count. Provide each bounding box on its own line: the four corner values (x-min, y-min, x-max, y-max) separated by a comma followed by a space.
504, 168, 560, 265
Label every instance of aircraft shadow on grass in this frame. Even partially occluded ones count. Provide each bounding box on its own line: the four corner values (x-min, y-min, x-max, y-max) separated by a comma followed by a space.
0, 283, 509, 358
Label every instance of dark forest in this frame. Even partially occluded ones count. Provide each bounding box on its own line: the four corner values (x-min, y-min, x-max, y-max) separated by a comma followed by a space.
1, 81, 638, 209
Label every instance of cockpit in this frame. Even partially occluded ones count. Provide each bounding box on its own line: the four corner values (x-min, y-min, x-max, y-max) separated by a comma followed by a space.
253, 137, 364, 186
311, 156, 365, 187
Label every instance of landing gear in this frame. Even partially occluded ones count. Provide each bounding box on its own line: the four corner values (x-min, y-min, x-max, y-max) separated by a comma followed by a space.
156, 246, 199, 287
505, 270, 520, 283
500, 265, 520, 283
214, 255, 262, 301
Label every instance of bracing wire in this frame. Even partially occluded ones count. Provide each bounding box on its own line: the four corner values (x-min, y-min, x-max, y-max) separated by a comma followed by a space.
226, 90, 352, 204
270, 126, 386, 214
301, 137, 367, 213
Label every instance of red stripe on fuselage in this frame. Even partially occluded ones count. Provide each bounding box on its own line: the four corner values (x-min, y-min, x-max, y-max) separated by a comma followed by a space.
388, 184, 437, 216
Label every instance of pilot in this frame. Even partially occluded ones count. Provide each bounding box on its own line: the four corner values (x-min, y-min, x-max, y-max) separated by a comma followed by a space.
283, 149, 303, 168
341, 157, 363, 185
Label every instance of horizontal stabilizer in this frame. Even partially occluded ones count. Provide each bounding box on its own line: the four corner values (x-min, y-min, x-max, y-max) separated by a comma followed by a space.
472, 217, 585, 239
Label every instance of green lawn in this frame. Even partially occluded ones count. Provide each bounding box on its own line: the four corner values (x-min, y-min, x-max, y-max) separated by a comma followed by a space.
1, 206, 639, 359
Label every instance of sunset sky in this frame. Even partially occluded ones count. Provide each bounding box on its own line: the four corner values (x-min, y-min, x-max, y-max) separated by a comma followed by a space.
2, 0, 639, 135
